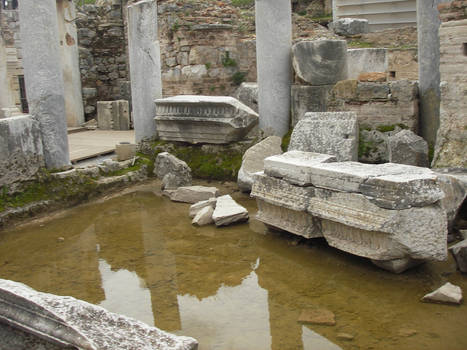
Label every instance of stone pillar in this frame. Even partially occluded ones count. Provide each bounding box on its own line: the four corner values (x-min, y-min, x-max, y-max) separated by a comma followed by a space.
417, 0, 449, 150
56, 0, 85, 127
0, 35, 15, 109
127, 0, 162, 143
18, 0, 70, 168
255, 0, 292, 137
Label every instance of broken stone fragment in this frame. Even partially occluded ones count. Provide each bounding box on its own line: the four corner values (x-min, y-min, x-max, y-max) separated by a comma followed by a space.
212, 195, 249, 226
237, 136, 283, 192
192, 206, 214, 226
371, 257, 423, 274
0, 279, 198, 350
298, 308, 336, 326
329, 18, 369, 36
169, 186, 219, 204
189, 198, 217, 218
449, 239, 467, 273
388, 129, 429, 167
154, 152, 192, 190
421, 282, 463, 305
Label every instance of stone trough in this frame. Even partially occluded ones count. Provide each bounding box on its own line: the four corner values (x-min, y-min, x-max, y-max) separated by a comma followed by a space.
251, 151, 449, 273
154, 95, 258, 144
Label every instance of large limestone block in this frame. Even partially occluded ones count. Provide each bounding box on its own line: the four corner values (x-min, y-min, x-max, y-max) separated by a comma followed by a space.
212, 195, 249, 226
155, 96, 259, 144
288, 112, 358, 161
435, 169, 467, 231
0, 115, 44, 188
264, 151, 337, 186
154, 152, 192, 190
169, 186, 219, 204
256, 199, 323, 239
292, 40, 348, 86
237, 136, 282, 192
347, 48, 388, 80
251, 172, 323, 238
291, 85, 333, 127
0, 279, 198, 350
307, 188, 447, 261
329, 18, 369, 36
388, 129, 429, 167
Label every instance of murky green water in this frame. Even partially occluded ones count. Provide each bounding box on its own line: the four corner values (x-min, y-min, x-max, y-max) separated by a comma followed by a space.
0, 182, 466, 350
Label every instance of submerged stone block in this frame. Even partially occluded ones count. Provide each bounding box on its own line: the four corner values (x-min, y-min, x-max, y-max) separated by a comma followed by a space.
0, 279, 198, 350
288, 112, 358, 161
155, 96, 259, 144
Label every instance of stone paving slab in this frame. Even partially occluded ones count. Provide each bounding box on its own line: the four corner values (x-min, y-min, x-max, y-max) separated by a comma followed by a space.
68, 130, 135, 163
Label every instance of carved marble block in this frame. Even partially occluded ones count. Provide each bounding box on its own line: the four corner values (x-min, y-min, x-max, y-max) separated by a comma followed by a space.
155, 95, 258, 144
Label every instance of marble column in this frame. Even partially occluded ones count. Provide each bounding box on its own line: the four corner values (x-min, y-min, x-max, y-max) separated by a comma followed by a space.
127, 0, 162, 143
0, 36, 15, 110
56, 0, 85, 127
417, 0, 449, 149
18, 0, 70, 168
255, 0, 292, 137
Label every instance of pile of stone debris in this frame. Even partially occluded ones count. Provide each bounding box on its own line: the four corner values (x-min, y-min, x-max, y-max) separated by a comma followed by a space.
154, 152, 249, 227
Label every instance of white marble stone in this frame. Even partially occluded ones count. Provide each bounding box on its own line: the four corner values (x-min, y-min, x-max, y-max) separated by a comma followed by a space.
169, 186, 219, 204
19, 0, 70, 168
288, 112, 358, 161
189, 198, 217, 218
192, 205, 214, 226
255, 0, 292, 136
154, 95, 258, 144
127, 0, 162, 142
212, 195, 249, 226
237, 136, 282, 192
422, 282, 463, 305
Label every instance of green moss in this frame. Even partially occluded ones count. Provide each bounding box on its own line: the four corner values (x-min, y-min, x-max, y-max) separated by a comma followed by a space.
100, 158, 146, 177
231, 71, 246, 86
348, 40, 374, 49
428, 145, 435, 164
222, 52, 237, 68
231, 0, 254, 8
281, 129, 293, 152
376, 125, 396, 133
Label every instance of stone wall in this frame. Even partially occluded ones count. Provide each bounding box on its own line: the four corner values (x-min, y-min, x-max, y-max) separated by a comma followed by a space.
76, 1, 129, 120
433, 1, 467, 168
158, 1, 256, 97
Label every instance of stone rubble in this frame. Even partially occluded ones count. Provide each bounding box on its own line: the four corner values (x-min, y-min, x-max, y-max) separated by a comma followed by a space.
237, 136, 283, 192
189, 198, 217, 218
0, 279, 198, 350
329, 18, 369, 36
449, 239, 467, 273
192, 205, 215, 226
168, 186, 219, 204
154, 152, 192, 190
212, 195, 249, 226
421, 282, 463, 305
288, 112, 358, 161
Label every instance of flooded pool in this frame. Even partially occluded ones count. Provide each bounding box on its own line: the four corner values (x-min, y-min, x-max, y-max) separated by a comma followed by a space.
0, 183, 466, 350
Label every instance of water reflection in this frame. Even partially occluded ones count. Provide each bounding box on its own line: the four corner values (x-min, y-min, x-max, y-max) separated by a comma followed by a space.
0, 189, 466, 350
98, 259, 155, 327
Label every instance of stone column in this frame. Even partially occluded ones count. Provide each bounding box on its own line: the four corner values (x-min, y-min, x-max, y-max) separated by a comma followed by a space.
417, 0, 449, 150
127, 0, 162, 143
255, 0, 292, 137
18, 0, 70, 168
56, 0, 85, 127
0, 35, 15, 109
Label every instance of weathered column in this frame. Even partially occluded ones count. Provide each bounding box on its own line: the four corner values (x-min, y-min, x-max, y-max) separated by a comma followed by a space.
56, 0, 85, 127
18, 0, 70, 168
417, 0, 449, 150
255, 0, 292, 136
127, 0, 162, 143
0, 35, 15, 109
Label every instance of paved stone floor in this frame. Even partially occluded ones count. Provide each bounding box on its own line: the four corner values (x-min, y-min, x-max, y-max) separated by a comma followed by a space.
68, 129, 135, 163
